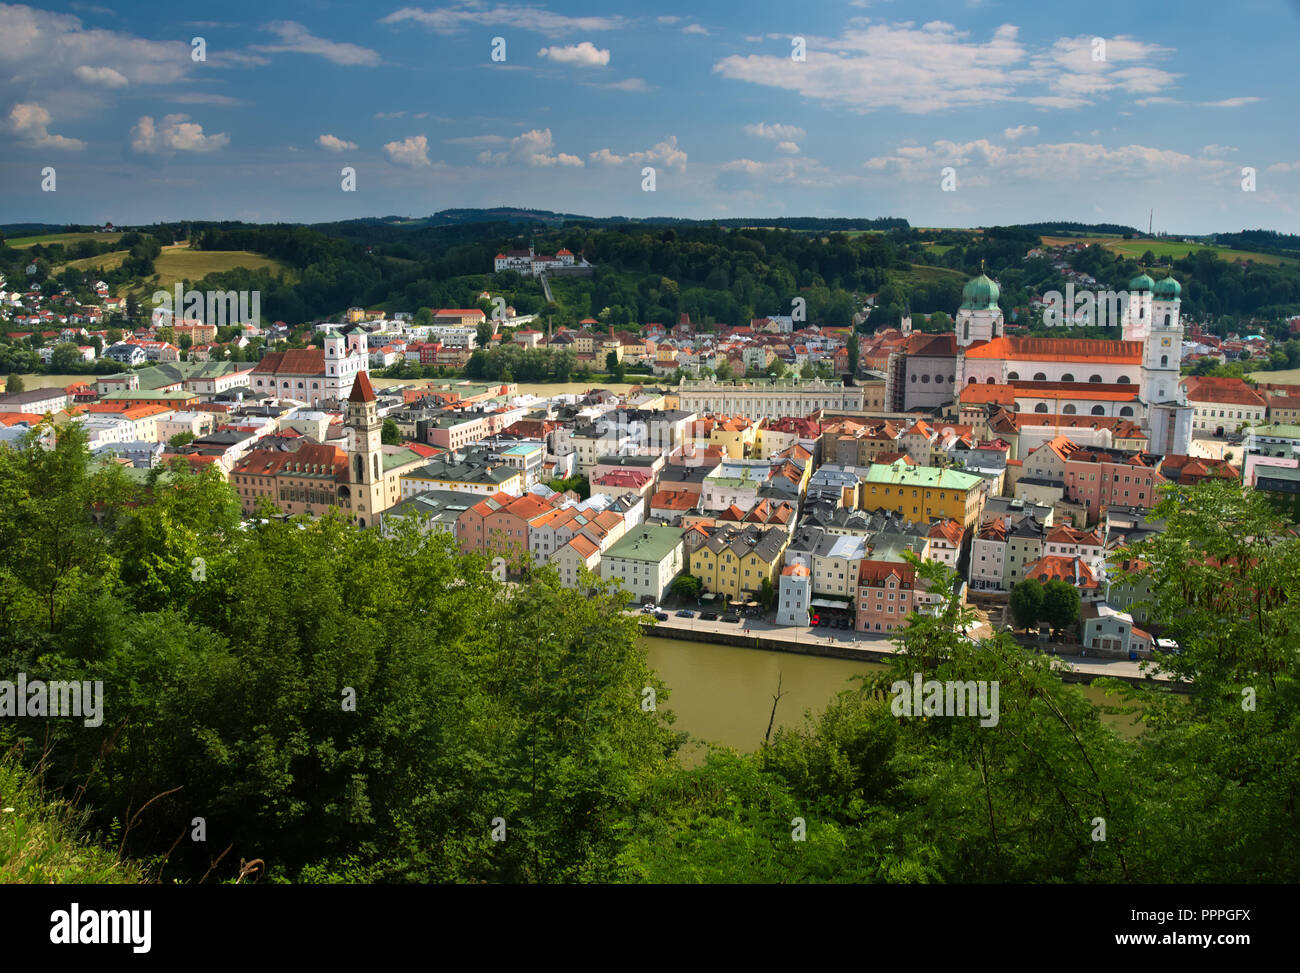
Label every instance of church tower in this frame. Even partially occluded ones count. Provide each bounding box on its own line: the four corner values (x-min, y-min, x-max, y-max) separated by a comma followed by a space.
1122, 271, 1155, 343
1140, 274, 1192, 456
955, 268, 1003, 348
346, 370, 385, 528
1140, 274, 1184, 408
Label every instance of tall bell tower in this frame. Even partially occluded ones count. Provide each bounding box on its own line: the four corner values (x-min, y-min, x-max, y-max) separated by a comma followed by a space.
346, 370, 385, 527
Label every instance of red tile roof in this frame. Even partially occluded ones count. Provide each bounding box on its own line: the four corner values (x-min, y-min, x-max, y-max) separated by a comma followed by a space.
963, 336, 1143, 364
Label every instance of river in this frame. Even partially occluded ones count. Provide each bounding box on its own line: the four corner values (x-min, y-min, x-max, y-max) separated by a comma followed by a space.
640, 635, 1145, 764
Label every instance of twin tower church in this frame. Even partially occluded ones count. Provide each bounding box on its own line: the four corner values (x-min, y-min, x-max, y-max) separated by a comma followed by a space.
886, 269, 1192, 456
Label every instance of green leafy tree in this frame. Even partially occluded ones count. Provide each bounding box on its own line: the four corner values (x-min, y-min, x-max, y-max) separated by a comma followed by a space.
381, 418, 402, 445
1009, 578, 1044, 630
6, 373, 24, 395
1041, 578, 1081, 632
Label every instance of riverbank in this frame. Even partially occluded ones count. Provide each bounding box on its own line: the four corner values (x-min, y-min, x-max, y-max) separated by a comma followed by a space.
639, 614, 1187, 692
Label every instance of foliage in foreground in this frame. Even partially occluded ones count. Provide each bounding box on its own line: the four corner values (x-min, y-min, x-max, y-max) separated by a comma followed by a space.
0, 428, 1296, 883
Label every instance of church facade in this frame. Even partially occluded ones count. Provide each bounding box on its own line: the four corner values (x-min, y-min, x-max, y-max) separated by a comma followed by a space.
885, 270, 1192, 456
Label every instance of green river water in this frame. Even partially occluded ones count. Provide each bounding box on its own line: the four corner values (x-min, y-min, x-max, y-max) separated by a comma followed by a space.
640, 635, 1145, 764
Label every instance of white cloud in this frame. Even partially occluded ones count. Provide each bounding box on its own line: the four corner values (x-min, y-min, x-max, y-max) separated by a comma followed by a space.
0, 5, 193, 101
682, 24, 709, 36
744, 122, 806, 141
1266, 161, 1300, 173
863, 138, 1231, 183
130, 113, 228, 153
8, 102, 85, 149
537, 42, 610, 67
657, 16, 680, 25
588, 135, 686, 172
380, 4, 626, 38
1003, 124, 1038, 140
478, 128, 583, 167
251, 21, 380, 65
582, 77, 650, 92
1201, 144, 1237, 157
317, 134, 357, 152
73, 65, 128, 88
777, 141, 800, 154
714, 23, 1180, 114
374, 111, 406, 119
385, 134, 432, 167
1200, 97, 1260, 108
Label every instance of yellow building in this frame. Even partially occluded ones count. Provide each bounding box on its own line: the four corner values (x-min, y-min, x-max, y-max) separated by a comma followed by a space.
689, 523, 790, 601
709, 416, 760, 459
856, 460, 986, 527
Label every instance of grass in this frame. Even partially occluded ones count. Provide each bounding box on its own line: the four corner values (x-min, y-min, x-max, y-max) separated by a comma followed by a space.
0, 753, 143, 884
1248, 367, 1300, 385
1041, 235, 1297, 267
8, 231, 123, 249
889, 263, 968, 287
57, 245, 296, 296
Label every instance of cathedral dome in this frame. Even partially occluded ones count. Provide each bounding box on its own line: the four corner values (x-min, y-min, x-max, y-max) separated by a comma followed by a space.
1153, 275, 1181, 299
961, 273, 1000, 310
1129, 272, 1155, 292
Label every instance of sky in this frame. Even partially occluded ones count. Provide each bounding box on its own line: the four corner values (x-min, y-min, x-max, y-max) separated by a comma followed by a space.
2, 0, 1299, 233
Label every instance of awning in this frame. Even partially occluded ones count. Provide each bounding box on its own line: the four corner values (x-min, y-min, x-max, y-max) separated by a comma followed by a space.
809, 598, 852, 609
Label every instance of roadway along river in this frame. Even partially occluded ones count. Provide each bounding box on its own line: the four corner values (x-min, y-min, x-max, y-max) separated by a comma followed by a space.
640, 635, 1145, 765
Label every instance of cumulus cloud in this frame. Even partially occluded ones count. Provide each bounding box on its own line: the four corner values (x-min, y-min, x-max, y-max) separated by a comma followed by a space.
588, 135, 687, 172
0, 5, 193, 96
713, 23, 1180, 114
381, 4, 626, 38
478, 128, 583, 167
682, 24, 709, 36
130, 113, 228, 154
317, 134, 357, 152
8, 102, 85, 149
384, 134, 432, 167
538, 42, 609, 67
73, 65, 128, 88
1004, 124, 1038, 140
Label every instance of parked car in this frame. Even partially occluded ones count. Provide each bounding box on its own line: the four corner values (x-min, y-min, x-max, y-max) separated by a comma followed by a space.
700, 611, 719, 621
724, 614, 742, 624
810, 613, 821, 626
675, 610, 695, 618
654, 612, 669, 621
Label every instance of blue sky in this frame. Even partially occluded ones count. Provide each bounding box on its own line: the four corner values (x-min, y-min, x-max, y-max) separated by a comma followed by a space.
2, 0, 1298, 233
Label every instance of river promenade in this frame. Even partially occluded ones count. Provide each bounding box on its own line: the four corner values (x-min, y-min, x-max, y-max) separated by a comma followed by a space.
637, 612, 1185, 692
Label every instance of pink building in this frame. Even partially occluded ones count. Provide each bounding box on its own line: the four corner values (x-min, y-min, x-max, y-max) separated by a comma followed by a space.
856, 559, 921, 635
1063, 448, 1165, 523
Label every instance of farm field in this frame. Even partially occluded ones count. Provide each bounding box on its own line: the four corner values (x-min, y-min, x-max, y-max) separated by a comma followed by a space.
889, 263, 967, 287
1248, 367, 1300, 385
54, 246, 296, 295
8, 231, 123, 248
1041, 235, 1296, 267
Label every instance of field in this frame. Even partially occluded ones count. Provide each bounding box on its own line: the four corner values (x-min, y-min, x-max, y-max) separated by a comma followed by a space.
1248, 367, 1300, 385
889, 263, 967, 287
8, 231, 123, 248
52, 245, 295, 295
1041, 235, 1296, 267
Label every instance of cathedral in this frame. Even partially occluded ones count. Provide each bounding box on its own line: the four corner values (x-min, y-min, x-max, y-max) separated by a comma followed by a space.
885, 270, 1193, 456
